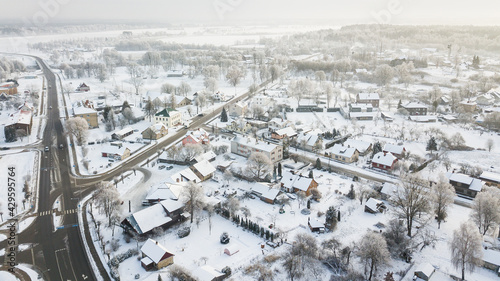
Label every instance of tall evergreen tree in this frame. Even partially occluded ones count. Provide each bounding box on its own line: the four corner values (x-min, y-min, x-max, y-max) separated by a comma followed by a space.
122, 100, 131, 112
277, 162, 282, 177
220, 107, 228, 122
426, 136, 438, 154
372, 141, 382, 157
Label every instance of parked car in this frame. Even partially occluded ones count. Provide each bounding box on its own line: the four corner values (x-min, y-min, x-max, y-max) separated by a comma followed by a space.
166, 165, 174, 170
220, 232, 230, 244
158, 165, 166, 170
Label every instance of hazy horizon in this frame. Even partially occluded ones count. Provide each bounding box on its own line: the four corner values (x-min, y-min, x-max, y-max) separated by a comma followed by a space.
4, 0, 500, 27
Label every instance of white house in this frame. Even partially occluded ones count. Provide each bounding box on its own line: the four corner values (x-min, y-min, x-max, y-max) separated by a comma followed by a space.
154, 108, 182, 128
231, 136, 283, 163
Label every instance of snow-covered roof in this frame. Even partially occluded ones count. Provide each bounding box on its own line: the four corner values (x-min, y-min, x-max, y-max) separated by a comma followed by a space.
344, 139, 371, 153
414, 263, 435, 278
73, 106, 97, 115
357, 93, 379, 100
381, 182, 400, 198
275, 127, 297, 137
145, 184, 181, 201
128, 204, 172, 234
16, 112, 32, 125
160, 199, 184, 213
403, 102, 427, 109
251, 183, 280, 200
350, 103, 373, 110
224, 244, 239, 255
102, 146, 129, 155
232, 136, 280, 153
479, 171, 500, 183
293, 176, 315, 192
483, 249, 500, 266
328, 144, 358, 158
192, 265, 224, 281
192, 160, 216, 177
140, 256, 153, 266
308, 218, 324, 228
409, 115, 437, 122
448, 173, 473, 185
372, 152, 397, 166
194, 151, 217, 163
383, 143, 405, 155
114, 127, 133, 136
349, 112, 375, 119
141, 238, 174, 264
171, 168, 201, 183
365, 198, 383, 212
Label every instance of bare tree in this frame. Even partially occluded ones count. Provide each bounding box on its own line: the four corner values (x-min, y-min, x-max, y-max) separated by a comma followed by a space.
225, 197, 240, 218
222, 169, 233, 186
182, 181, 204, 224
226, 65, 244, 94
471, 186, 500, 235
357, 231, 391, 281
65, 117, 89, 145
289, 77, 313, 103
486, 138, 494, 152
204, 77, 218, 94
391, 174, 430, 237
177, 81, 192, 97
450, 221, 483, 281
206, 204, 214, 235
269, 64, 282, 83
431, 175, 456, 229
126, 62, 144, 95
245, 152, 272, 180
181, 143, 203, 162
161, 83, 176, 94
374, 65, 394, 86
282, 233, 320, 281
143, 97, 156, 122
93, 181, 121, 227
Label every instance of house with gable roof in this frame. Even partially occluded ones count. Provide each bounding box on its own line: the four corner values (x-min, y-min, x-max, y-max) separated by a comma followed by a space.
190, 160, 216, 181
356, 92, 380, 108
327, 144, 359, 163
231, 136, 283, 163
154, 108, 182, 128
140, 238, 174, 270
281, 171, 318, 196
371, 152, 398, 171
182, 128, 209, 146
446, 172, 484, 198
383, 143, 406, 159
142, 124, 168, 140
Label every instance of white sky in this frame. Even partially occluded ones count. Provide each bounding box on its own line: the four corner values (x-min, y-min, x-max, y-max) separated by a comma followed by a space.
6, 0, 500, 26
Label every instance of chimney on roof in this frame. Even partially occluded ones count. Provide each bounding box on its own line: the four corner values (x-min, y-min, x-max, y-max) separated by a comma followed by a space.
156, 241, 158, 245
383, 152, 387, 156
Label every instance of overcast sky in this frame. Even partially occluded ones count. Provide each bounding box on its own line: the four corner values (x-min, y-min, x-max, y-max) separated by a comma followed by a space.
7, 0, 500, 26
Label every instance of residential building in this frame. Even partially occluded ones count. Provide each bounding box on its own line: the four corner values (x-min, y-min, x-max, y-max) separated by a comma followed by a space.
344, 139, 372, 156
231, 136, 283, 163
140, 239, 174, 270
296, 129, 323, 151
121, 204, 173, 236
228, 101, 247, 117
190, 160, 216, 181
413, 263, 435, 281
182, 128, 209, 146
72, 107, 98, 128
483, 248, 500, 276
281, 172, 318, 196
459, 100, 477, 113
327, 144, 359, 163
271, 127, 297, 140
348, 103, 376, 120
154, 108, 182, 128
479, 171, 500, 187
5, 103, 33, 135
0, 82, 18, 95
76, 82, 90, 92
268, 118, 293, 130
101, 146, 131, 160
364, 198, 386, 214
356, 93, 380, 107
192, 265, 225, 281
383, 143, 406, 159
111, 127, 134, 140
402, 102, 428, 116
250, 182, 281, 204
446, 172, 484, 198
225, 119, 252, 134
142, 124, 168, 140
371, 152, 398, 171
308, 218, 325, 233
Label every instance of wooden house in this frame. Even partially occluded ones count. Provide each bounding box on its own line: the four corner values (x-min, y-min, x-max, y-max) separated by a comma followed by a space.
140, 239, 174, 270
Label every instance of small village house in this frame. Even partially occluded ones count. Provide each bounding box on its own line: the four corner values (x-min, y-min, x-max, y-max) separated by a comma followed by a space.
327, 144, 359, 163
142, 124, 168, 140
402, 102, 428, 116
0, 82, 18, 95
446, 172, 484, 198
182, 128, 209, 146
76, 82, 90, 92
73, 107, 98, 128
140, 238, 174, 271
231, 136, 283, 163
101, 146, 131, 160
356, 93, 380, 108
371, 152, 398, 171
413, 263, 435, 281
111, 127, 134, 140
190, 160, 216, 181
154, 108, 182, 128
281, 172, 318, 196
